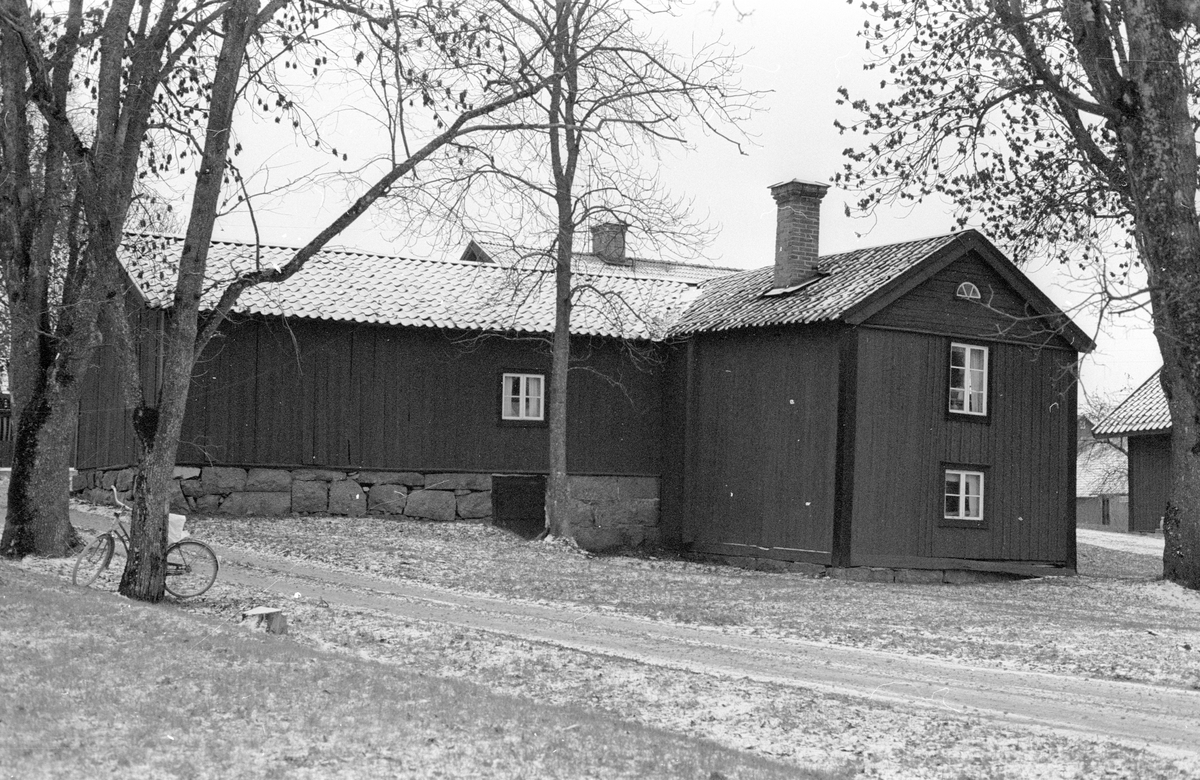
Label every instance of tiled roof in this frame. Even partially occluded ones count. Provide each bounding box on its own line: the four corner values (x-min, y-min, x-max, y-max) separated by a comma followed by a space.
1093, 371, 1171, 436
466, 240, 739, 284
120, 235, 701, 341
670, 233, 963, 335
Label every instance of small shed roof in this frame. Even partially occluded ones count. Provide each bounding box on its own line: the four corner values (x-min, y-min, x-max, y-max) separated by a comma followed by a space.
1093, 371, 1171, 437
1076, 442, 1128, 497
120, 235, 702, 341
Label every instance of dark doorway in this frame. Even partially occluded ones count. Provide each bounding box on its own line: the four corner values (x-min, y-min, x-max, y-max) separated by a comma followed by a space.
492, 475, 546, 540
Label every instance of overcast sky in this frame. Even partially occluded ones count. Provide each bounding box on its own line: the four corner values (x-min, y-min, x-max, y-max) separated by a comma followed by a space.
210, 1, 1162, 404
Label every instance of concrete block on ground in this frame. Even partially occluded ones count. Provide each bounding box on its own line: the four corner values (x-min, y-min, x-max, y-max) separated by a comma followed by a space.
367, 484, 408, 515
943, 569, 1023, 585
405, 489, 457, 521
291, 480, 328, 514
220, 491, 292, 516
328, 480, 367, 516
829, 566, 896, 583
424, 473, 491, 491
245, 468, 292, 492
456, 491, 492, 520
895, 568, 946, 585
202, 466, 246, 493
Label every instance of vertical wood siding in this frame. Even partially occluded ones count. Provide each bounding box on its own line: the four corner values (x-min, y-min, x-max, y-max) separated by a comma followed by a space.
850, 327, 1077, 565
680, 326, 841, 559
85, 316, 665, 475
1128, 433, 1171, 533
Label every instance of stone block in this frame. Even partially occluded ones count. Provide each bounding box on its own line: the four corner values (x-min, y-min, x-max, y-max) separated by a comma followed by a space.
329, 480, 367, 516
70, 470, 89, 493
456, 491, 492, 520
246, 468, 292, 492
368, 484, 408, 515
113, 468, 135, 492
405, 489, 457, 522
895, 568, 946, 585
85, 488, 109, 505
174, 466, 201, 480
594, 502, 637, 528
424, 473, 491, 491
293, 468, 346, 482
357, 471, 424, 486
291, 480, 328, 514
617, 476, 660, 501
220, 491, 292, 516
572, 524, 651, 553
168, 481, 189, 513
569, 475, 618, 502
202, 466, 246, 493
99, 470, 118, 490
194, 494, 222, 513
567, 498, 596, 528
179, 479, 205, 498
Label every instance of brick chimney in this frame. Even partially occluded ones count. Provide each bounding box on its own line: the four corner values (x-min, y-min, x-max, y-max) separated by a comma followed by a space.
591, 222, 630, 266
770, 179, 829, 289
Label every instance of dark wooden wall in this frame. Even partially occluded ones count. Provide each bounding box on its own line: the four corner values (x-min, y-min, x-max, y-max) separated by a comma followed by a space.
77, 315, 666, 476
848, 327, 1077, 567
865, 251, 1077, 351
1128, 433, 1171, 533
677, 326, 842, 563
76, 304, 163, 468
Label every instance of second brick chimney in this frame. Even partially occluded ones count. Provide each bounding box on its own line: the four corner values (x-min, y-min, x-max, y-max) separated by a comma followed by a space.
591, 222, 630, 266
770, 179, 829, 289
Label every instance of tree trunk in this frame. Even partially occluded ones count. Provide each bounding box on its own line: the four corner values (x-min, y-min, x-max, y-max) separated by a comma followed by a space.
545, 238, 573, 538
118, 435, 178, 601
0, 392, 76, 557
1117, 5, 1200, 589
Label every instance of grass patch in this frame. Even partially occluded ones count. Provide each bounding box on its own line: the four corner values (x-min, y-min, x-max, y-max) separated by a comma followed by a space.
0, 563, 825, 780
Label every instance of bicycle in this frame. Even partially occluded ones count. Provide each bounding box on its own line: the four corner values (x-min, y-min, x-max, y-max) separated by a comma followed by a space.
72, 488, 219, 598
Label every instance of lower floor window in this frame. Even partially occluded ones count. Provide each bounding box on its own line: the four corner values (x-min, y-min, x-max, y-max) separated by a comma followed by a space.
944, 469, 984, 521
502, 373, 544, 421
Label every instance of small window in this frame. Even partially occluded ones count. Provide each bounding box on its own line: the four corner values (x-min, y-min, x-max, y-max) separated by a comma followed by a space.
944, 469, 984, 522
501, 373, 544, 421
949, 343, 988, 416
956, 281, 981, 300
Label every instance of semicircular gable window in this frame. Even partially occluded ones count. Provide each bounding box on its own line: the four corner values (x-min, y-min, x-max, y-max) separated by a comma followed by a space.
955, 281, 982, 301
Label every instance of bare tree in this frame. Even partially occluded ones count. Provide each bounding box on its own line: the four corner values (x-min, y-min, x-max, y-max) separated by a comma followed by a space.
409, 0, 755, 542
835, 0, 1200, 588
0, 0, 562, 599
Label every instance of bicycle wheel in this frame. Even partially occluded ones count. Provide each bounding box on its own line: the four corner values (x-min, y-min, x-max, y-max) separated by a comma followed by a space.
164, 540, 219, 598
72, 534, 115, 587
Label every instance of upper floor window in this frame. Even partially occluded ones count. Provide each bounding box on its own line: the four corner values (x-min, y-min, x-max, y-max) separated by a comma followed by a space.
949, 343, 988, 416
956, 281, 982, 300
501, 373, 544, 421
944, 469, 985, 522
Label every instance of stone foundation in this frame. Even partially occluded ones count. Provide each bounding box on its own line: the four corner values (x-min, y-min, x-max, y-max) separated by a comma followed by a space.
72, 467, 661, 550
685, 553, 1033, 584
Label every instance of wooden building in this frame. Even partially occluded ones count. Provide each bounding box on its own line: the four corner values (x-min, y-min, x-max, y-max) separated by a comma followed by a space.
1094, 372, 1171, 533
75, 180, 1093, 576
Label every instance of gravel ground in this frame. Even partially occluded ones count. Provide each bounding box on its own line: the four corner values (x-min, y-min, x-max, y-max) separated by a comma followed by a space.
13, 503, 1200, 779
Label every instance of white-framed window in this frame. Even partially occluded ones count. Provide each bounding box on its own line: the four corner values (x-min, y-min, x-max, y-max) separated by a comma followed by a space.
944, 469, 984, 521
955, 281, 982, 300
949, 343, 988, 416
501, 373, 544, 421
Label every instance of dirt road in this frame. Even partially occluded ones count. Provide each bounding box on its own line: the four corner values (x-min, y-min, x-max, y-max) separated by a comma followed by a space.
210, 542, 1200, 758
